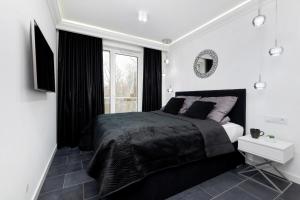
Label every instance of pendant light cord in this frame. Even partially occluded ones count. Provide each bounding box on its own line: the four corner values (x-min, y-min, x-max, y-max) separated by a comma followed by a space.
275, 0, 278, 46
258, 0, 264, 81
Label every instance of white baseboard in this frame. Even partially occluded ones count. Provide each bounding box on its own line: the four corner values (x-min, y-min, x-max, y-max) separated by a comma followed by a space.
32, 145, 57, 200
281, 171, 300, 184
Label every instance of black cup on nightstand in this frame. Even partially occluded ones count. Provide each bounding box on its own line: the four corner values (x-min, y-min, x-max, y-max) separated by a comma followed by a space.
250, 128, 264, 139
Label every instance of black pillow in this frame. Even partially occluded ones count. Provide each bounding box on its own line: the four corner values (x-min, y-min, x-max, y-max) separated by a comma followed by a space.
163, 98, 185, 115
184, 101, 216, 119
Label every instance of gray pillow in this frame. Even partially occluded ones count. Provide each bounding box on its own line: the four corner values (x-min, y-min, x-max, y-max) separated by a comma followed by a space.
200, 96, 238, 122
177, 96, 202, 114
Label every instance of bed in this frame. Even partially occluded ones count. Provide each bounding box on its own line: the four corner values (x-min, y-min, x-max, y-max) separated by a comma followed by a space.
83, 89, 246, 200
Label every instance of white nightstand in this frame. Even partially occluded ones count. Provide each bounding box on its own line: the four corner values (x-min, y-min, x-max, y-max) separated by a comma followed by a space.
238, 135, 294, 193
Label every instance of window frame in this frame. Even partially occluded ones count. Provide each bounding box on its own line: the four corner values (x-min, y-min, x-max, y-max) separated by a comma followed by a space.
103, 43, 143, 113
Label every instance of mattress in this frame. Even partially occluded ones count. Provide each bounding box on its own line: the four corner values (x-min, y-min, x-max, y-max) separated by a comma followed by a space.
222, 122, 244, 143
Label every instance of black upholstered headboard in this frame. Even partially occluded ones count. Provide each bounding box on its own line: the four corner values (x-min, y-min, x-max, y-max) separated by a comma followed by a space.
176, 89, 246, 134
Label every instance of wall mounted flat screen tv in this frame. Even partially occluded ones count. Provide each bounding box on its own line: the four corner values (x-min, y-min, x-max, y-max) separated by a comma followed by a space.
31, 20, 55, 92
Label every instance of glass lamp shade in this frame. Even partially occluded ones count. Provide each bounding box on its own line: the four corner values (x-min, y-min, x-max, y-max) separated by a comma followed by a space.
254, 81, 267, 90
252, 15, 266, 27
167, 87, 173, 93
269, 46, 284, 56
164, 58, 170, 65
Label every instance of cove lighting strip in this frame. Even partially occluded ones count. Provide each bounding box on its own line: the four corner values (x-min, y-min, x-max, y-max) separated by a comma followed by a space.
60, 19, 164, 45
57, 0, 252, 46
170, 0, 253, 45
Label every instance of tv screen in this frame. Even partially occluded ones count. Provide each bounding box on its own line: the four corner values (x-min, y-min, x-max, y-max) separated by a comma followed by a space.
31, 20, 55, 92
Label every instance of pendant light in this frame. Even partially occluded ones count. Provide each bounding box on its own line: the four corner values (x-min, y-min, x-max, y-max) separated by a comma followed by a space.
164, 57, 170, 65
269, 40, 284, 56
167, 85, 173, 93
254, 23, 267, 90
252, 0, 266, 28
252, 9, 266, 27
162, 39, 172, 65
164, 53, 170, 65
254, 74, 267, 90
269, 0, 284, 56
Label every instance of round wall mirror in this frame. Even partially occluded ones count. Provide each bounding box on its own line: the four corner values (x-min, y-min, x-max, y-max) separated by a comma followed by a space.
193, 49, 218, 78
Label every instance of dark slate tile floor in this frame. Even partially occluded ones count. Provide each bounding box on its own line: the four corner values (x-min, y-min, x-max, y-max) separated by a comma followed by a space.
38, 148, 300, 200
38, 148, 97, 200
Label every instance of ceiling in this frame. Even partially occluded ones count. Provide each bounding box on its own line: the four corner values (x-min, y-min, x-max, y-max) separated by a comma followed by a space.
60, 0, 248, 44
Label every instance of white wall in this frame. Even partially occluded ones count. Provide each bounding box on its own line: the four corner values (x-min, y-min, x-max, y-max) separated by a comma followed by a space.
0, 1, 57, 199
166, 0, 300, 183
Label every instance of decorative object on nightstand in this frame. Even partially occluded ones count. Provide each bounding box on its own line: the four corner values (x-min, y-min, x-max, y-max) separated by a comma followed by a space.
264, 134, 276, 143
250, 128, 264, 138
238, 135, 294, 193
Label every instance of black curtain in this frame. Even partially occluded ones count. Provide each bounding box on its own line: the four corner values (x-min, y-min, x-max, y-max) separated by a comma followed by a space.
57, 31, 104, 148
142, 48, 162, 112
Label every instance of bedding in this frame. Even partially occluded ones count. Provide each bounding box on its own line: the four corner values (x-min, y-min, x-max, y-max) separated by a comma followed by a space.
222, 122, 244, 142
177, 96, 202, 114
184, 101, 216, 119
84, 111, 234, 198
163, 97, 185, 114
200, 96, 238, 122
220, 116, 231, 125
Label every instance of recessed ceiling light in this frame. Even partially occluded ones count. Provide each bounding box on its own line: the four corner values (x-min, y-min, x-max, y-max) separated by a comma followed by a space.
138, 11, 148, 23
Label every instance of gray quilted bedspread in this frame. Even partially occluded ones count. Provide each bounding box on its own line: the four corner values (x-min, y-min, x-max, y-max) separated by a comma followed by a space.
84, 111, 234, 198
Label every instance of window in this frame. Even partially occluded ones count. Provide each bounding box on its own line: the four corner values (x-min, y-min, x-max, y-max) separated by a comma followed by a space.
103, 51, 111, 113
103, 47, 142, 114
115, 54, 138, 113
